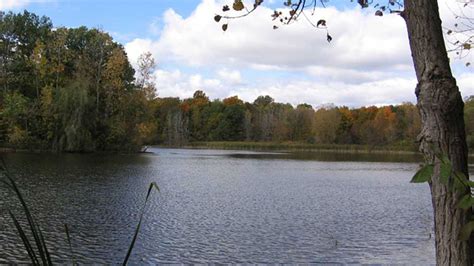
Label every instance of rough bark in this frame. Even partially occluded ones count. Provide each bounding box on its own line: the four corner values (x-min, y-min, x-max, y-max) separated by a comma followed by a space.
403, 0, 473, 264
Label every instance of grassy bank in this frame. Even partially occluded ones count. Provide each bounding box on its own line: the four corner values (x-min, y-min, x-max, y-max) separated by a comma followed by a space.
0, 146, 147, 154
178, 141, 420, 154
1, 141, 420, 154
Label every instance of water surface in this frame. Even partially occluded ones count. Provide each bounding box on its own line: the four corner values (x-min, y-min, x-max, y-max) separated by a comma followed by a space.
0, 148, 436, 263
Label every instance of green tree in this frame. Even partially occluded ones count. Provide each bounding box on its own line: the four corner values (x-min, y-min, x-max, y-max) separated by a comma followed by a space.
272, 103, 293, 141
252, 95, 276, 141
216, 99, 246, 140
393, 102, 420, 147
313, 107, 341, 144
465, 97, 474, 150
0, 11, 52, 96
204, 100, 225, 140
54, 80, 94, 152
0, 91, 29, 147
290, 104, 315, 142
0, 11, 155, 152
335, 107, 354, 144
187, 90, 210, 141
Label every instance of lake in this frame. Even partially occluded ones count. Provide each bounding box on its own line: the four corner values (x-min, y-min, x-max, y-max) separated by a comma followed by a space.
0, 148, 436, 264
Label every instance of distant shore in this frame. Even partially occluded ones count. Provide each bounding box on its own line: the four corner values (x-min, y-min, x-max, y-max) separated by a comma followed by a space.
0, 147, 148, 154
163, 141, 422, 154
4, 143, 474, 158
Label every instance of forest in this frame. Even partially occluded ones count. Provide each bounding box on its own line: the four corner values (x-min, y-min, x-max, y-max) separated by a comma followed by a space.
0, 11, 156, 152
1, 10, 474, 152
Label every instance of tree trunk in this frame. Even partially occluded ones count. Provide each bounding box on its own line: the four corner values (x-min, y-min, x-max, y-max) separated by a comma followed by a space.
96, 44, 104, 114
403, 0, 473, 264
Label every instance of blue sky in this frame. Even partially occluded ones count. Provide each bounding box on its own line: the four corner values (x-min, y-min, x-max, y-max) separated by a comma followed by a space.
18, 0, 351, 42
2, 0, 473, 107
8, 0, 202, 42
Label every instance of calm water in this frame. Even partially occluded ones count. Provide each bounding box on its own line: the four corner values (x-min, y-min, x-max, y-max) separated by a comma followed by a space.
0, 148, 436, 264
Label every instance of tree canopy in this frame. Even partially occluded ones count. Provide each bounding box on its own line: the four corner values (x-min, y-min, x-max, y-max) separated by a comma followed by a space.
0, 11, 157, 152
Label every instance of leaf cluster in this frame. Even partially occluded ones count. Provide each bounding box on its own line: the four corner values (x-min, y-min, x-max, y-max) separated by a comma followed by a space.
410, 154, 474, 241
214, 0, 405, 43
444, 1, 473, 67
214, 0, 265, 32
214, 0, 333, 42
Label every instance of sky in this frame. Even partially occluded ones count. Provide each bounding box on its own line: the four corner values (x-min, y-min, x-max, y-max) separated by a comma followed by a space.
2, 0, 473, 107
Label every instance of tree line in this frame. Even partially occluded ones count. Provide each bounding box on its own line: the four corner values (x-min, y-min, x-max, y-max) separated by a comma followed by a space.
1, 10, 474, 152
0, 11, 156, 152
155, 91, 420, 148
153, 92, 474, 150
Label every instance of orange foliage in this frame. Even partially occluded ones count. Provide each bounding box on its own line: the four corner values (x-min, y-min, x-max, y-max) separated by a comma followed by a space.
223, 96, 243, 106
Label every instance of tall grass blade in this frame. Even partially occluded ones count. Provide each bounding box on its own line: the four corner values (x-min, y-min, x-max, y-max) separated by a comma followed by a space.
0, 178, 13, 190
64, 224, 76, 265
1, 157, 49, 265
2, 156, 161, 265
8, 210, 39, 264
122, 182, 159, 265
38, 224, 52, 265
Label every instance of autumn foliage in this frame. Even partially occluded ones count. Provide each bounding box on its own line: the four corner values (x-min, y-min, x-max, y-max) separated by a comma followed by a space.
0, 11, 157, 151
154, 90, 427, 149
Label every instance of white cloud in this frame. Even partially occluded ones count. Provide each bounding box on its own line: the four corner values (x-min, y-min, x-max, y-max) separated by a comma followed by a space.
126, 0, 411, 70
0, 0, 52, 9
153, 67, 417, 107
217, 68, 243, 85
125, 38, 155, 68
148, 17, 163, 36
305, 66, 398, 84
234, 78, 418, 107
125, 0, 474, 107
458, 73, 474, 99
108, 31, 137, 43
155, 69, 474, 107
0, 0, 31, 9
154, 69, 226, 99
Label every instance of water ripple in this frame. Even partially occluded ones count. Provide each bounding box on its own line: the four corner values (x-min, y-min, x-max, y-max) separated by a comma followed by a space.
0, 148, 434, 264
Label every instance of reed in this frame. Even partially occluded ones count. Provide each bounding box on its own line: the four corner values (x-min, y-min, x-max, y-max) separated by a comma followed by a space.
0, 158, 159, 265
183, 141, 419, 153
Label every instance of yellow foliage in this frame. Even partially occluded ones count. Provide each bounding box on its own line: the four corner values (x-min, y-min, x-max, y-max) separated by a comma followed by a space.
8, 126, 29, 147
137, 122, 157, 145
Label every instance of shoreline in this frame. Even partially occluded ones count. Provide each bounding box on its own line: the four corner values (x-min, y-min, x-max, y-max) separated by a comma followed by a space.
159, 141, 422, 155
0, 147, 149, 155
3, 142, 474, 157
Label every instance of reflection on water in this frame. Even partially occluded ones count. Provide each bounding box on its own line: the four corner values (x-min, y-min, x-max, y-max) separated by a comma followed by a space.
227, 150, 423, 162
0, 148, 435, 264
